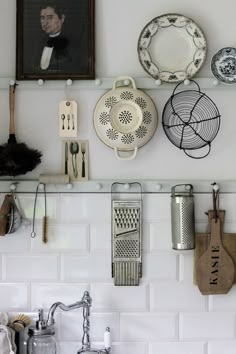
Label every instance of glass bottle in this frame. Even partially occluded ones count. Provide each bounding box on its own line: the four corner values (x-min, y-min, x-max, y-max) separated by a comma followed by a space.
27, 309, 56, 354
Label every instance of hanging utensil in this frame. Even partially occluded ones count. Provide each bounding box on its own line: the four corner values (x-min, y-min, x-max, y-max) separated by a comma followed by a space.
94, 76, 158, 160
111, 182, 142, 286
171, 184, 195, 250
42, 184, 48, 244
81, 141, 86, 178
0, 82, 42, 176
70, 142, 79, 178
0, 195, 13, 236
162, 80, 221, 158
7, 197, 23, 234
196, 184, 234, 295
64, 142, 68, 175
31, 183, 48, 243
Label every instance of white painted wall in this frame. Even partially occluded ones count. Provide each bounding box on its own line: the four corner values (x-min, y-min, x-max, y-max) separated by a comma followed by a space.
1, 1, 236, 353
0, 0, 236, 179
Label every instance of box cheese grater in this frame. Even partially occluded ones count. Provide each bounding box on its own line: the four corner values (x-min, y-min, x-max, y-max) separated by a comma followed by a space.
111, 182, 142, 286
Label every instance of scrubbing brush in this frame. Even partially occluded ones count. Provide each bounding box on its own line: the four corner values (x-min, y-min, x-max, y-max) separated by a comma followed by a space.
9, 313, 31, 332
42, 215, 48, 243
42, 183, 48, 244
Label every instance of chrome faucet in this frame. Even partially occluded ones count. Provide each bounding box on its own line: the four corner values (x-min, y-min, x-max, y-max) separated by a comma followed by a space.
47, 291, 111, 354
47, 291, 92, 327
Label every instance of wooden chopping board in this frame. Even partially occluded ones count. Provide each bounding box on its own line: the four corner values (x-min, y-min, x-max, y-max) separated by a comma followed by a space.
195, 210, 235, 295
194, 232, 236, 285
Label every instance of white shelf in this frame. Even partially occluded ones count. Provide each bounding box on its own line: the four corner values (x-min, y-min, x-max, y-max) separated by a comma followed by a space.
0, 77, 232, 90
1, 179, 236, 194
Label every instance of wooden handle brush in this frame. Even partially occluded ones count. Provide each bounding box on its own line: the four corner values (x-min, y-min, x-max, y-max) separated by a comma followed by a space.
42, 184, 48, 244
0, 83, 42, 177
10, 313, 31, 332
42, 215, 48, 243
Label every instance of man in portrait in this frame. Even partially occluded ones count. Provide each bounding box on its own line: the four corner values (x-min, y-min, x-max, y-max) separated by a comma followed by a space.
22, 0, 92, 77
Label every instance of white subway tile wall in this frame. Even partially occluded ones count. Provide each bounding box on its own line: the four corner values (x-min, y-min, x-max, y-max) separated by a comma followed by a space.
208, 341, 236, 354
150, 342, 206, 354
0, 192, 236, 354
179, 313, 235, 339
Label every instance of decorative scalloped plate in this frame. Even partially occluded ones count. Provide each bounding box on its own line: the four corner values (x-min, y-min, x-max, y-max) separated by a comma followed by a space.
137, 13, 207, 83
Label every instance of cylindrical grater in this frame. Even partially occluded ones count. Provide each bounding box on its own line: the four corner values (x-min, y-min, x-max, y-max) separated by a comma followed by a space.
171, 184, 195, 250
111, 182, 142, 286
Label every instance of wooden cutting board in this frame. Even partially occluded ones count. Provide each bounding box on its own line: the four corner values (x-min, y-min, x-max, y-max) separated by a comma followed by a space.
194, 232, 236, 285
195, 210, 235, 295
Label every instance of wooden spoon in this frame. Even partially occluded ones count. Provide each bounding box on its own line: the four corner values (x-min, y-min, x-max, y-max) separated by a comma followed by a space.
196, 210, 234, 295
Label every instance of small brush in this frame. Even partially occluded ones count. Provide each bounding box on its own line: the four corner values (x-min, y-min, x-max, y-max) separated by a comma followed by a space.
10, 313, 31, 332
42, 183, 48, 244
42, 215, 48, 243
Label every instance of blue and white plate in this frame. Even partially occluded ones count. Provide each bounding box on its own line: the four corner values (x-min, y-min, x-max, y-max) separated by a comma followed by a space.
211, 47, 236, 84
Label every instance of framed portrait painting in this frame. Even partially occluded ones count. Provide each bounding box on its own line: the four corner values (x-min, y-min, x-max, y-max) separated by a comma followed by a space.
16, 0, 95, 80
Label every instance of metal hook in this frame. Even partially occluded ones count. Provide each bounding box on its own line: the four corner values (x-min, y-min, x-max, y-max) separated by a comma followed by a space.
211, 182, 219, 222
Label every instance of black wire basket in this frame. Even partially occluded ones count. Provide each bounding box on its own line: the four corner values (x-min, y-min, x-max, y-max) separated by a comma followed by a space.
162, 80, 221, 158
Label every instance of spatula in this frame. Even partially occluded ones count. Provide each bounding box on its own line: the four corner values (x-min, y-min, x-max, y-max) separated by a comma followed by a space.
196, 210, 234, 295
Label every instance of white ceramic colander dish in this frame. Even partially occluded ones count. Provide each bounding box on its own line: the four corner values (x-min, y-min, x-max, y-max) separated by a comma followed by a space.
93, 76, 158, 160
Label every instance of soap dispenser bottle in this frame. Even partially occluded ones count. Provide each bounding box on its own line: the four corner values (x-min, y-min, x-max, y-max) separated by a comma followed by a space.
27, 309, 57, 354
